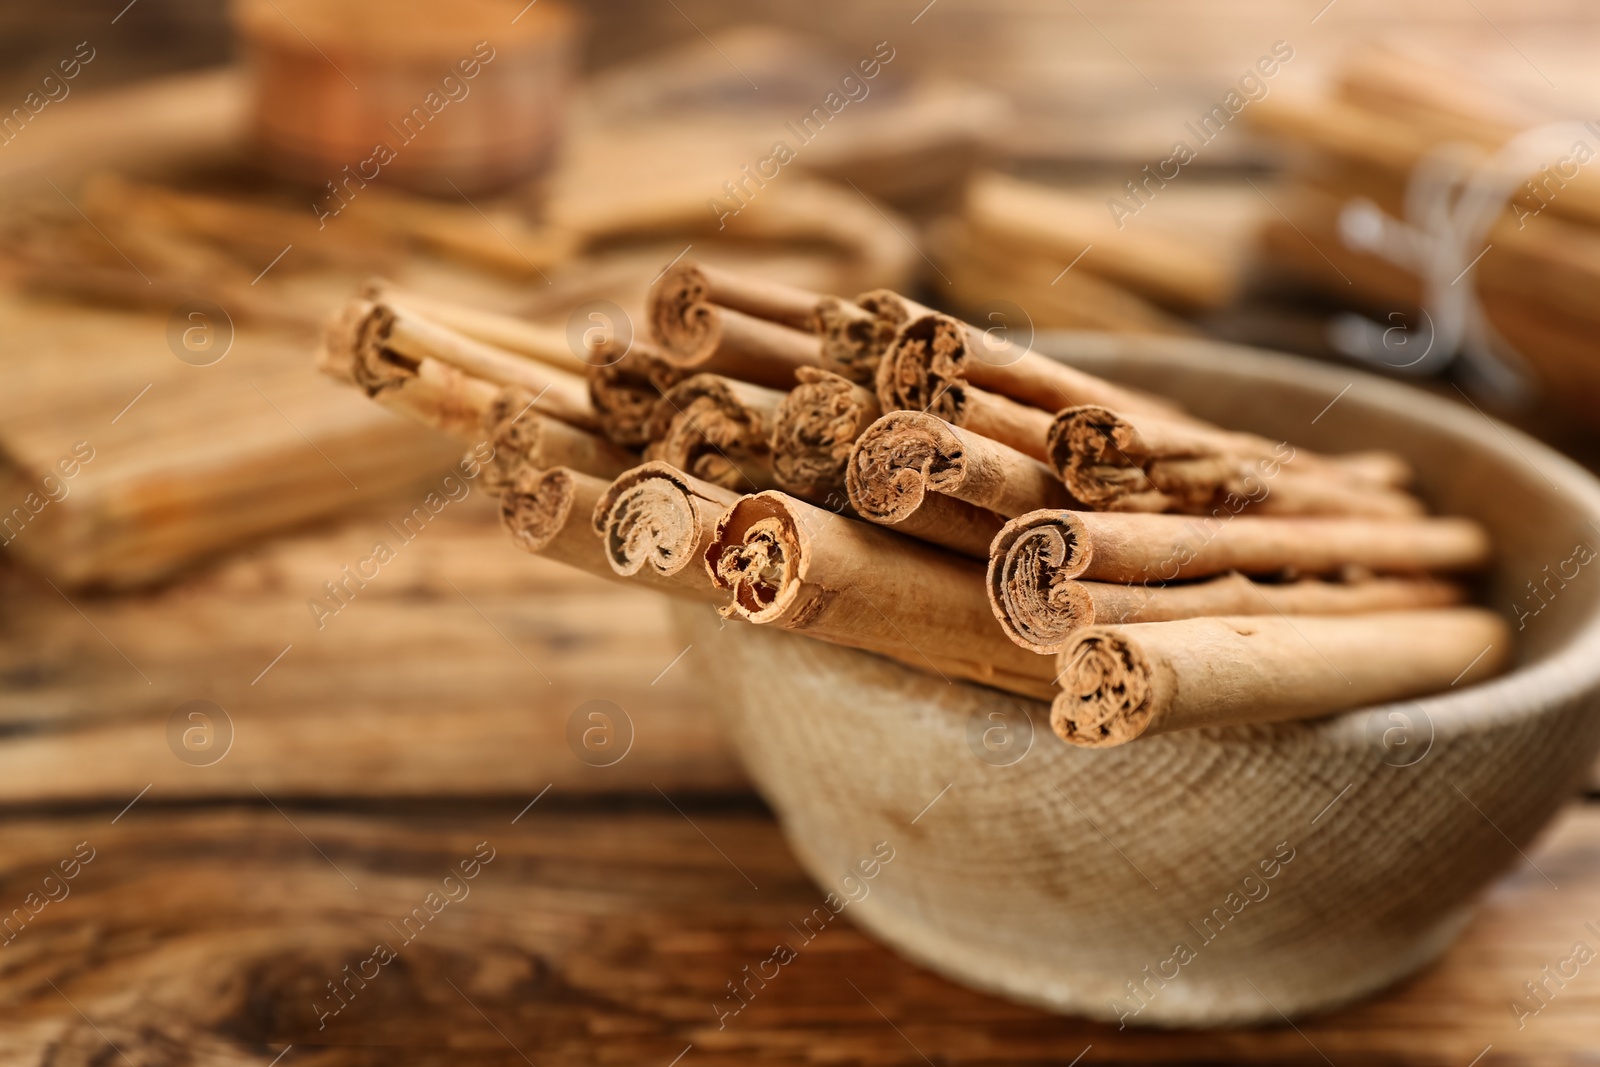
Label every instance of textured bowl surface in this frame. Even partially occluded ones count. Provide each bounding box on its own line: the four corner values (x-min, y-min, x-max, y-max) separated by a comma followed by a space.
672, 333, 1600, 1027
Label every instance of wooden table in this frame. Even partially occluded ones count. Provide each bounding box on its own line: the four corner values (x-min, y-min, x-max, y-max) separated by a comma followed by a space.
5, 487, 1600, 1063
3, 797, 1598, 1064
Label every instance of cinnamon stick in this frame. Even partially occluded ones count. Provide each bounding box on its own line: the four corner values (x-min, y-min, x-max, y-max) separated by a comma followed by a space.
646, 261, 822, 388
994, 570, 1465, 655
1051, 609, 1509, 747
350, 298, 597, 430
814, 290, 914, 384
988, 508, 1491, 589
705, 491, 1058, 699
478, 386, 636, 492
844, 410, 1070, 558
317, 299, 498, 440
769, 367, 881, 501
645, 374, 786, 492
587, 337, 688, 448
1046, 405, 1420, 517
679, 261, 824, 332
500, 466, 614, 572
875, 311, 1184, 453
593, 461, 741, 601
363, 280, 589, 377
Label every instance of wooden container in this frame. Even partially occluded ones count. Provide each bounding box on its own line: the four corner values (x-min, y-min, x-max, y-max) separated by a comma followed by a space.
232, 0, 577, 196
671, 333, 1600, 1026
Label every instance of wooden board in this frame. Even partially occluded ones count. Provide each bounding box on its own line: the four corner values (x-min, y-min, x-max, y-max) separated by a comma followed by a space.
3, 798, 1598, 1064
0, 487, 743, 800
0, 295, 475, 589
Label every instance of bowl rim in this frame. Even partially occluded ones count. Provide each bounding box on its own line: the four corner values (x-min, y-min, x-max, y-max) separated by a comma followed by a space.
1035, 329, 1600, 741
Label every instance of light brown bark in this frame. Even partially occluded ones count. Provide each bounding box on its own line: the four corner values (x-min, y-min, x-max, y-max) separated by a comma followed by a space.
363, 279, 589, 376
593, 461, 741, 601
1047, 404, 1420, 516
500, 466, 614, 572
347, 298, 597, 430
645, 262, 822, 388
875, 312, 1184, 442
1051, 610, 1510, 747
586, 337, 687, 448
645, 374, 786, 492
770, 367, 881, 501
318, 298, 498, 440
687, 261, 824, 332
478, 387, 637, 492
994, 570, 1465, 654
845, 411, 1070, 558
705, 491, 1057, 699
988, 508, 1491, 590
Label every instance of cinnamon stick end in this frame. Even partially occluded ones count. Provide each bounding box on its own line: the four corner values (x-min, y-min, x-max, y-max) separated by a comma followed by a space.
1051, 629, 1155, 748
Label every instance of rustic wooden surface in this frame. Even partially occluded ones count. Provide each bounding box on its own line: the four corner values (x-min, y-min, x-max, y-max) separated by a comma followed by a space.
0, 488, 743, 801
0, 798, 1596, 1065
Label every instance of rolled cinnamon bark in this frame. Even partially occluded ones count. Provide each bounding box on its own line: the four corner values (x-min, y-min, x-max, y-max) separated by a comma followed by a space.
500, 466, 614, 571
994, 570, 1465, 654
852, 410, 1078, 518
645, 374, 786, 492
587, 337, 687, 448
478, 387, 636, 492
680, 261, 824, 332
875, 312, 1183, 454
989, 508, 1491, 591
706, 491, 1059, 699
593, 461, 741, 601
814, 290, 916, 384
1047, 405, 1420, 516
363, 280, 589, 377
351, 298, 597, 430
318, 299, 498, 440
1051, 609, 1510, 747
770, 367, 882, 501
646, 262, 822, 388
845, 411, 1072, 558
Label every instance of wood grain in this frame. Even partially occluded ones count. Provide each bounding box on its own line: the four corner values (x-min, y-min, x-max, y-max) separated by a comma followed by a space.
0, 489, 742, 801
1, 799, 1598, 1064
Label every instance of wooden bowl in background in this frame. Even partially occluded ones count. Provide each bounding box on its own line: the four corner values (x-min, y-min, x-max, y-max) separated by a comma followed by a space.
232, 0, 577, 196
672, 334, 1600, 1027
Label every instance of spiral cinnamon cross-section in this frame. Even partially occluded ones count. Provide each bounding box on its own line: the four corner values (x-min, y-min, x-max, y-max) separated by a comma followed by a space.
1046, 404, 1420, 516
986, 510, 1092, 653
769, 367, 881, 501
1051, 610, 1510, 748
1052, 628, 1156, 747
875, 311, 1185, 459
318, 298, 497, 441
645, 261, 822, 388
499, 466, 611, 575
478, 387, 635, 493
586, 338, 686, 449
593, 462, 740, 600
814, 289, 919, 384
644, 374, 785, 492
705, 492, 1059, 698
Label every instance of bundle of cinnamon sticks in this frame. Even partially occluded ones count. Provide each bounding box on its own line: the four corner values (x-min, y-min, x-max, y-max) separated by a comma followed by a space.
1246, 43, 1600, 420
319, 258, 1510, 749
